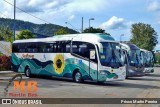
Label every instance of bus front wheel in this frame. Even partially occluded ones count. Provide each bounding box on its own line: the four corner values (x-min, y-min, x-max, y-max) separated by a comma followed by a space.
25, 67, 32, 77
73, 71, 83, 83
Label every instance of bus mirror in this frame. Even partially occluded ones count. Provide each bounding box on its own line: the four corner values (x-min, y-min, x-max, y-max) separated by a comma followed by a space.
90, 50, 95, 59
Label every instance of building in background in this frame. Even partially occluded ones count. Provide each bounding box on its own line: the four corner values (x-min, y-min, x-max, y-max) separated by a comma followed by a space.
0, 41, 11, 56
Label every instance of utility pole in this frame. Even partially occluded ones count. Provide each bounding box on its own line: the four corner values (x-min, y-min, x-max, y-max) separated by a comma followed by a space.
65, 22, 79, 33
81, 17, 83, 33
13, 0, 16, 41
89, 18, 94, 28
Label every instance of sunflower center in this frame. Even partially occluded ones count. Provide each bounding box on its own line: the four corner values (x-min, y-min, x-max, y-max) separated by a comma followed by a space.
56, 59, 62, 68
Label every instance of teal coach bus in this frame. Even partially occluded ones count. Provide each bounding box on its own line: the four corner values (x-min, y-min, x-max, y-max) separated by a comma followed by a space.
140, 49, 154, 73
11, 33, 126, 83
120, 43, 145, 77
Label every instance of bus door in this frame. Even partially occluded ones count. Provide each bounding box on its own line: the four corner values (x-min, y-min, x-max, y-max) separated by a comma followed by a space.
72, 42, 98, 81
88, 45, 98, 81
123, 49, 129, 76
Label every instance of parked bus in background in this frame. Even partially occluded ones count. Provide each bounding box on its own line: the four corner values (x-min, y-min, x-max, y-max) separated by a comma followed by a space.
120, 43, 145, 78
12, 33, 126, 83
140, 49, 154, 73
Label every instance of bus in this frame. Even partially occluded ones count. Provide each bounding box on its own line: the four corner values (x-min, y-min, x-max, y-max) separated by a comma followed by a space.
11, 33, 126, 83
140, 49, 154, 73
120, 43, 145, 77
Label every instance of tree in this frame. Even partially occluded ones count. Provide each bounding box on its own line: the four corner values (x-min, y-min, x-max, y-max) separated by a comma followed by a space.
155, 53, 160, 64
54, 28, 69, 35
16, 30, 35, 40
83, 27, 110, 35
0, 26, 13, 43
130, 23, 158, 51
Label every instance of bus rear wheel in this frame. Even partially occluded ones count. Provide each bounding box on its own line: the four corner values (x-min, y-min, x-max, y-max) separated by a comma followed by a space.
25, 67, 32, 77
73, 71, 83, 83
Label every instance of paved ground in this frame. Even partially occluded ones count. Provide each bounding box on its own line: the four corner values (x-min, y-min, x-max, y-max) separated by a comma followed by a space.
0, 67, 160, 107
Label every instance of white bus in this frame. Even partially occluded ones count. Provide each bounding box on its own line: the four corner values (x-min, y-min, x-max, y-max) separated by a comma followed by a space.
120, 43, 145, 77
12, 33, 126, 83
140, 49, 154, 73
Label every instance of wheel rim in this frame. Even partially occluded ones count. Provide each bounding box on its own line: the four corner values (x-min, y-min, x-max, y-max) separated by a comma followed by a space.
26, 69, 30, 77
75, 72, 81, 82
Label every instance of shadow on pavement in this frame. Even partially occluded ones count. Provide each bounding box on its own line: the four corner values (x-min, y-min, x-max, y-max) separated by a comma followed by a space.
29, 75, 160, 90
126, 77, 160, 82
104, 81, 160, 89
145, 73, 160, 77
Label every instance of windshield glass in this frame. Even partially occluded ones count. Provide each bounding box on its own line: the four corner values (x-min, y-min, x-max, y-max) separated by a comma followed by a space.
141, 51, 146, 66
98, 42, 125, 68
147, 52, 154, 67
128, 49, 143, 67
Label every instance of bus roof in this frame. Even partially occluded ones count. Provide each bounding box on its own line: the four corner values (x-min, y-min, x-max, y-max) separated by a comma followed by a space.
140, 49, 148, 52
140, 49, 152, 54
120, 43, 140, 50
13, 33, 115, 44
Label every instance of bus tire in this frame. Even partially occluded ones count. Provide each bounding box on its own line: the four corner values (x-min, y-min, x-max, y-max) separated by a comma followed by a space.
97, 81, 104, 84
25, 67, 32, 77
73, 70, 83, 83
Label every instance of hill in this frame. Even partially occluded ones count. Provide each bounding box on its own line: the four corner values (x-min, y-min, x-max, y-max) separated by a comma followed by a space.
0, 18, 78, 36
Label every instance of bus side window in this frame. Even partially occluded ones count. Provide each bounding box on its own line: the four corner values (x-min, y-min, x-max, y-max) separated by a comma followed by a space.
72, 41, 97, 63
46, 44, 53, 52
26, 43, 38, 53
12, 43, 19, 52
57, 41, 70, 53
66, 45, 70, 53
38, 42, 56, 53
13, 43, 26, 53
72, 45, 78, 54
79, 44, 87, 58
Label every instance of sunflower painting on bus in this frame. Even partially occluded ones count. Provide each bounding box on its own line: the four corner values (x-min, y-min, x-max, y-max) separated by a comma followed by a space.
53, 54, 65, 74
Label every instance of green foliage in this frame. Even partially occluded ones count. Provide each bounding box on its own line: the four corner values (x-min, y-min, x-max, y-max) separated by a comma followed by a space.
54, 28, 69, 35
130, 23, 158, 51
155, 53, 160, 64
0, 26, 13, 43
83, 27, 110, 35
83, 27, 104, 33
16, 30, 36, 40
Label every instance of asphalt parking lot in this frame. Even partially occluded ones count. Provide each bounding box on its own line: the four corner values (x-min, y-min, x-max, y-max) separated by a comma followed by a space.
0, 67, 160, 107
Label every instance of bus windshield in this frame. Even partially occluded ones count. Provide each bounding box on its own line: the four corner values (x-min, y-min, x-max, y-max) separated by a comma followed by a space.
147, 52, 154, 67
128, 49, 142, 67
98, 42, 125, 68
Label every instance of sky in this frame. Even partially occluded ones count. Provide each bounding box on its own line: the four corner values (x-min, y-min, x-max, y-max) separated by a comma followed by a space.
0, 0, 160, 50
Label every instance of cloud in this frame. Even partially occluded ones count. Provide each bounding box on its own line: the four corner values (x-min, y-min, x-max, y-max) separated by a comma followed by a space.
8, 0, 106, 14
99, 16, 128, 30
16, 0, 71, 13
147, 0, 160, 11
68, 15, 75, 20
65, 0, 107, 13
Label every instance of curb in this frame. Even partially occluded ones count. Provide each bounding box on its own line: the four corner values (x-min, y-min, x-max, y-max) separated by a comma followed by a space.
0, 76, 29, 80
0, 71, 14, 74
